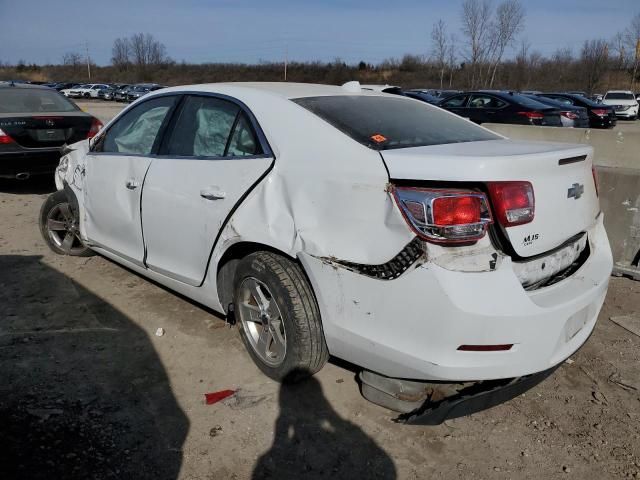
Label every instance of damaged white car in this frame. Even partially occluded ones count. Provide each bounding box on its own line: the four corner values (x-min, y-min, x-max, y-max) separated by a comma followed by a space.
40, 82, 612, 422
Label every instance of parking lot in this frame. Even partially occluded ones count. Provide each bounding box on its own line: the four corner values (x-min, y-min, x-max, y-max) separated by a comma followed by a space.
0, 101, 638, 479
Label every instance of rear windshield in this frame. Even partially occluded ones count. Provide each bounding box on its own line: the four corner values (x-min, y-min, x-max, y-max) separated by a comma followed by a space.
0, 88, 79, 113
605, 92, 635, 100
293, 95, 499, 150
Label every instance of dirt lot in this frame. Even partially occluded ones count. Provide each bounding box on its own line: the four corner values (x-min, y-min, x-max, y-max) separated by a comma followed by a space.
0, 115, 639, 480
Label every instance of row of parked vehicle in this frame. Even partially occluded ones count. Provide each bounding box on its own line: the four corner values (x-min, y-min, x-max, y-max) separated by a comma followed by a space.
368, 85, 639, 129
38, 81, 166, 103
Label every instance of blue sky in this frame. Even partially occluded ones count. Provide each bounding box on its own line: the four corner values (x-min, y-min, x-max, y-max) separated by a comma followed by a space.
1, 0, 637, 65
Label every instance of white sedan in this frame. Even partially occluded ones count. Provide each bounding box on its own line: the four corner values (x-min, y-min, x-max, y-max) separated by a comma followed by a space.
41, 82, 612, 416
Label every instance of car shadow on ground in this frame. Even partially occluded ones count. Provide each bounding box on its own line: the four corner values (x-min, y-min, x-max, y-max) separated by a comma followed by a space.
0, 255, 188, 480
0, 177, 57, 195
252, 373, 397, 479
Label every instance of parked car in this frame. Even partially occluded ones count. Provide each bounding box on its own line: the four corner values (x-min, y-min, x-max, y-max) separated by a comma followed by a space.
601, 90, 639, 120
0, 83, 102, 180
522, 94, 589, 128
438, 90, 562, 126
64, 83, 110, 99
41, 82, 611, 418
52, 82, 80, 92
97, 85, 118, 101
114, 85, 134, 102
536, 93, 617, 129
404, 90, 441, 105
126, 84, 165, 102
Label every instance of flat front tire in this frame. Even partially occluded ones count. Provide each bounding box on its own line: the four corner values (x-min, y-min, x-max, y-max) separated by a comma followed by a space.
234, 252, 328, 383
39, 190, 94, 257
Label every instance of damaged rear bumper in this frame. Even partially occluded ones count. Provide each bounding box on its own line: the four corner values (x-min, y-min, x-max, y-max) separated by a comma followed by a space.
360, 365, 559, 425
299, 214, 612, 382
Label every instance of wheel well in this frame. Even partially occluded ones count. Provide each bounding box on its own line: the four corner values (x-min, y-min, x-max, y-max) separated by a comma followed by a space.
216, 242, 298, 314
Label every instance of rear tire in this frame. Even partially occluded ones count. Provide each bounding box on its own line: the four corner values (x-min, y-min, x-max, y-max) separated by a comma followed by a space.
233, 252, 328, 383
39, 190, 94, 257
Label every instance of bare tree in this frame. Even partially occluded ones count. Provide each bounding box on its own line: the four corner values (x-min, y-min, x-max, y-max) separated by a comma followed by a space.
431, 19, 448, 88
625, 13, 640, 90
486, 0, 525, 87
111, 37, 131, 70
447, 34, 458, 87
130, 33, 168, 72
62, 52, 83, 67
580, 39, 610, 94
460, 0, 493, 88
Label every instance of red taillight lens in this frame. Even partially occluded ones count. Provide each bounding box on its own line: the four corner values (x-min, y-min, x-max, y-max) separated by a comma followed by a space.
517, 111, 544, 120
487, 181, 535, 227
0, 128, 15, 144
392, 186, 493, 244
432, 195, 481, 225
87, 118, 103, 139
592, 167, 599, 197
592, 109, 608, 116
561, 111, 578, 119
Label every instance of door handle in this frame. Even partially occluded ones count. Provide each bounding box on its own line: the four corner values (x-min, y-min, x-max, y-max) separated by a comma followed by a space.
200, 188, 226, 200
125, 179, 140, 190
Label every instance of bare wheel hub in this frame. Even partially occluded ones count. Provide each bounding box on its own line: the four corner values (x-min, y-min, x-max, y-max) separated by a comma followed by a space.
237, 277, 287, 367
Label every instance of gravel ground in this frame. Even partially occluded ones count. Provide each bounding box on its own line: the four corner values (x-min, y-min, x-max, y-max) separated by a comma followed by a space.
0, 132, 639, 478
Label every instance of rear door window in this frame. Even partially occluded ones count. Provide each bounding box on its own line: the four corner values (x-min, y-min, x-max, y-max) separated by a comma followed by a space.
440, 95, 469, 108
469, 94, 506, 109
166, 96, 242, 157
293, 95, 499, 150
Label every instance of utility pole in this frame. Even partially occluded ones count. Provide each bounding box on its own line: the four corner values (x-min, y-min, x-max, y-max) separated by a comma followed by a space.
85, 41, 92, 80
284, 44, 288, 81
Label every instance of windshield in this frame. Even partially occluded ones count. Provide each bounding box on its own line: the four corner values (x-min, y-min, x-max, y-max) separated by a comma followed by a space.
0, 88, 79, 113
293, 95, 500, 150
605, 92, 635, 100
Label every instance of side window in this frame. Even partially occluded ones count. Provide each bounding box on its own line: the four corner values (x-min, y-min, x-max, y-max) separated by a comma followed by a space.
227, 113, 261, 156
167, 96, 240, 157
548, 95, 573, 105
97, 95, 176, 155
441, 95, 468, 108
469, 95, 506, 109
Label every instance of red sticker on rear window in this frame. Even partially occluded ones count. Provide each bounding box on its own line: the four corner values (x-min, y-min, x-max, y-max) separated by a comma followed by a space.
370, 133, 388, 143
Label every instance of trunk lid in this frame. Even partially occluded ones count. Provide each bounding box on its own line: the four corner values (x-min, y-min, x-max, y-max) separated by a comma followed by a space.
382, 139, 600, 258
0, 112, 93, 148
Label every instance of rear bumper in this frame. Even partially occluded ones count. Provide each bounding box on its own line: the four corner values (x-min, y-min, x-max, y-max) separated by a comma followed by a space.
590, 116, 617, 128
0, 150, 61, 178
300, 214, 612, 381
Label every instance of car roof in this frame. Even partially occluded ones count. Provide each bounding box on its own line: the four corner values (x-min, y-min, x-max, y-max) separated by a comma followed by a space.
605, 90, 633, 94
159, 82, 390, 99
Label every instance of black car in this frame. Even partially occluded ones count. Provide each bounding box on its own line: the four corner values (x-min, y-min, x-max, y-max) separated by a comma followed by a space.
404, 90, 441, 104
126, 84, 165, 103
438, 91, 562, 126
536, 93, 617, 129
522, 94, 590, 128
0, 83, 102, 179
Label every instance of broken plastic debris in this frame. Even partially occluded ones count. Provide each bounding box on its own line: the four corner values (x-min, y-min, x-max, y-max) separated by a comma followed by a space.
565, 358, 575, 365
205, 389, 236, 405
155, 327, 165, 337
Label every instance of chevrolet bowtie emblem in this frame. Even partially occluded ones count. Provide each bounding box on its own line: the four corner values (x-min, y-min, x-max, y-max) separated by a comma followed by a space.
567, 183, 584, 200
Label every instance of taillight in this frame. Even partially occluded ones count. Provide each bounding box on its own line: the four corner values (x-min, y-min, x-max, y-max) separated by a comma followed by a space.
87, 118, 103, 139
592, 167, 599, 197
392, 186, 493, 244
561, 111, 578, 119
0, 128, 15, 145
487, 181, 535, 227
517, 111, 544, 120
592, 109, 608, 117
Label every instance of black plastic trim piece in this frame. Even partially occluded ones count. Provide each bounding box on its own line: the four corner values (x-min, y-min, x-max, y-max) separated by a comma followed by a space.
558, 155, 587, 165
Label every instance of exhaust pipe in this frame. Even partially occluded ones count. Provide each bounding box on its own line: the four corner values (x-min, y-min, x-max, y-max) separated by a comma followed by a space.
15, 172, 30, 180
